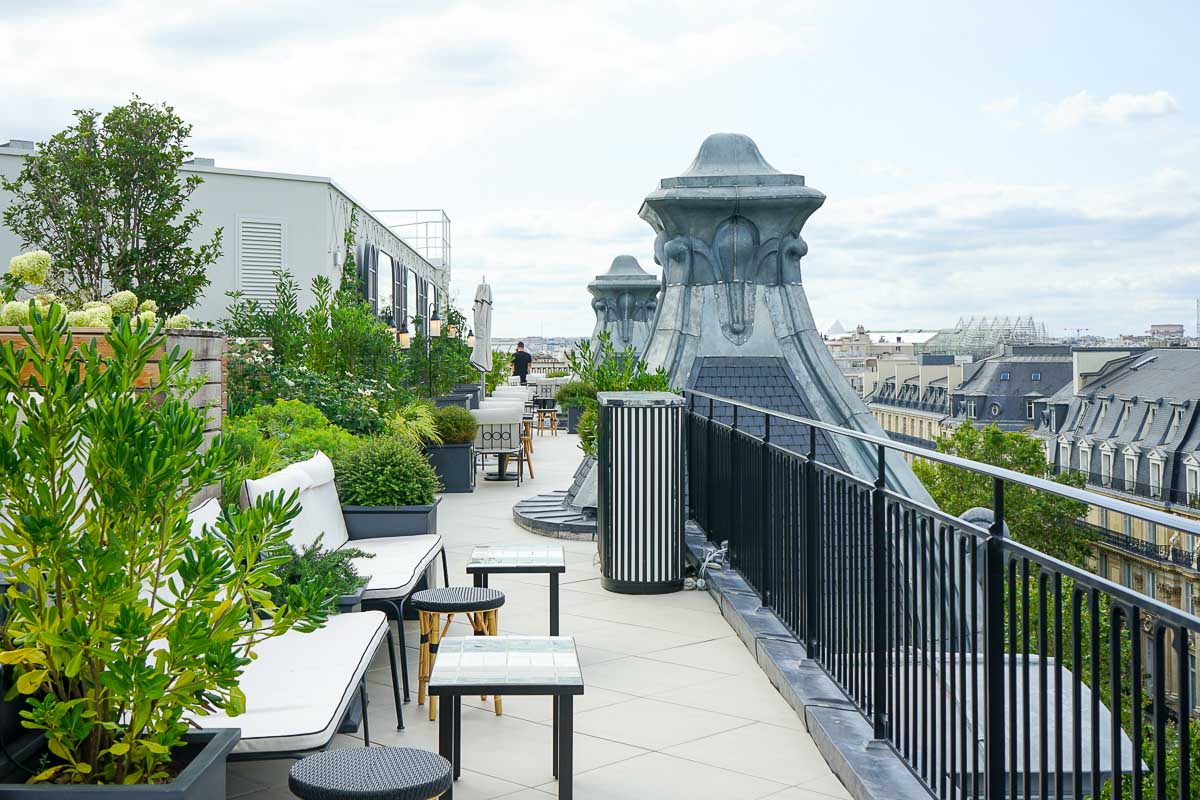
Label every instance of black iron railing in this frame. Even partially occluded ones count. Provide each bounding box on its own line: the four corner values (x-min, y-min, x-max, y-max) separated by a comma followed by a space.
684, 390, 1198, 800
1076, 520, 1199, 570
1061, 468, 1200, 512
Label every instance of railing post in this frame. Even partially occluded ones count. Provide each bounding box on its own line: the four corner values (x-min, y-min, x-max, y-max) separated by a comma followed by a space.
803, 425, 820, 657
706, 398, 714, 537
870, 443, 889, 740
761, 414, 772, 605
983, 476, 1007, 800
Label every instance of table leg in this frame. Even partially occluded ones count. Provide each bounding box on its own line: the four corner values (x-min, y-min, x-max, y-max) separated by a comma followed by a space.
454, 695, 462, 779
438, 694, 454, 772
473, 572, 482, 588
552, 696, 559, 778
558, 695, 573, 800
549, 573, 560, 636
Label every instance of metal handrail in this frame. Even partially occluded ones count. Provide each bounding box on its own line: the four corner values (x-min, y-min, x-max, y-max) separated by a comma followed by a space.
685, 388, 1200, 537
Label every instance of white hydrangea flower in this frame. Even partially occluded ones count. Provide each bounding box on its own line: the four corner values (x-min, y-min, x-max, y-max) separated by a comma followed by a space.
136, 310, 157, 326
67, 309, 91, 327
86, 305, 114, 328
0, 301, 31, 326
8, 251, 51, 286
82, 300, 107, 311
107, 290, 139, 315
138, 299, 158, 314
165, 314, 190, 329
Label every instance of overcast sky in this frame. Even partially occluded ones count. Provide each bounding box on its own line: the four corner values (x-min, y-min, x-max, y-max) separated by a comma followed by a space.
2, 0, 1198, 338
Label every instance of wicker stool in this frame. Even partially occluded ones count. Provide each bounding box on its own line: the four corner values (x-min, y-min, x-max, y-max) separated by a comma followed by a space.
411, 586, 505, 721
288, 746, 451, 799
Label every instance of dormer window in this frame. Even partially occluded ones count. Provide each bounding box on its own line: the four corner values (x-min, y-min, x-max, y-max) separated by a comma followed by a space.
966, 400, 977, 418
1000, 372, 1011, 381
990, 402, 1002, 417
1124, 452, 1138, 492
1115, 402, 1130, 434
1079, 442, 1092, 475
1097, 399, 1110, 430
1167, 406, 1184, 441
1032, 372, 1041, 382
1075, 399, 1089, 431
1101, 450, 1113, 486
1026, 400, 1035, 420
1137, 406, 1156, 440
1149, 458, 1164, 499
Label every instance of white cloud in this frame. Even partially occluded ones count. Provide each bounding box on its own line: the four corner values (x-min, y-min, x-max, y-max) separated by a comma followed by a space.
1042, 90, 1179, 130
981, 96, 1020, 116
858, 160, 907, 178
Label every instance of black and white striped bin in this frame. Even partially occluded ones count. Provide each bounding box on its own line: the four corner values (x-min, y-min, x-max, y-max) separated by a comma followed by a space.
596, 391, 685, 594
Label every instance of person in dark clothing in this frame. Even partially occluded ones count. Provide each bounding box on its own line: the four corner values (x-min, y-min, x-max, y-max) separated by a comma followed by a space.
511, 342, 533, 385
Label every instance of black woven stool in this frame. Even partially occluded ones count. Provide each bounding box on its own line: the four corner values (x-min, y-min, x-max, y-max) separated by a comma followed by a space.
288, 746, 451, 799
410, 587, 505, 721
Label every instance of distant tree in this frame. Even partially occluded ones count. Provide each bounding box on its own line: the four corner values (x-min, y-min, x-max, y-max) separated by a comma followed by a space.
1, 95, 222, 314
913, 423, 1092, 564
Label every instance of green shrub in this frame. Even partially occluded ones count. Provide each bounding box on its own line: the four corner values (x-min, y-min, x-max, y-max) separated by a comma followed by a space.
248, 398, 328, 435
556, 380, 596, 409
271, 535, 373, 609
577, 406, 598, 456
387, 401, 441, 448
543, 369, 570, 378
334, 435, 441, 506
433, 405, 477, 445
0, 308, 328, 785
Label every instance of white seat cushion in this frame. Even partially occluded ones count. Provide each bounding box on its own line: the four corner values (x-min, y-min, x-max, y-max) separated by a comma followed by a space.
195, 610, 388, 755
244, 452, 349, 551
348, 534, 443, 600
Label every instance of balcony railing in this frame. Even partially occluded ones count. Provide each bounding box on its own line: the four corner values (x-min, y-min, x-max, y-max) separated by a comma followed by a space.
1075, 520, 1198, 569
887, 431, 939, 450
869, 395, 950, 415
684, 390, 1198, 800
1061, 467, 1200, 511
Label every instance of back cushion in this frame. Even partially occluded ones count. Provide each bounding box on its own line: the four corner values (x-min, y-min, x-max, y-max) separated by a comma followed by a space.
244, 452, 349, 552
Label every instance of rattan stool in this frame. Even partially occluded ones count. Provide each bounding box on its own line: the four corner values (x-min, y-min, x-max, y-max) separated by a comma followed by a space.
411, 586, 505, 722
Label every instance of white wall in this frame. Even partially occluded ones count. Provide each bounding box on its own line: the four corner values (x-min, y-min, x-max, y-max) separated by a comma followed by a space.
0, 150, 447, 324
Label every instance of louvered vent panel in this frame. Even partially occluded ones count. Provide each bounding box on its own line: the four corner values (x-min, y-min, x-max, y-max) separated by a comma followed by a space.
239, 220, 284, 305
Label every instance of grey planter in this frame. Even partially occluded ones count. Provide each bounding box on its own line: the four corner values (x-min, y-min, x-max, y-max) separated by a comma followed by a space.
425, 443, 474, 493
566, 405, 583, 434
434, 393, 471, 409
454, 383, 482, 409
342, 499, 440, 538
0, 729, 239, 798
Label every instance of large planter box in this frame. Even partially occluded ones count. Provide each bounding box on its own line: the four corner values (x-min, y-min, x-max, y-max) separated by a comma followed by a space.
454, 383, 482, 409
0, 327, 227, 448
566, 405, 583, 434
342, 498, 440, 538
0, 728, 239, 799
434, 393, 471, 409
425, 443, 474, 493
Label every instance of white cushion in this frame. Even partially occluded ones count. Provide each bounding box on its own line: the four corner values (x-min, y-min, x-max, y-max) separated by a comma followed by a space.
188, 497, 221, 537
245, 452, 349, 551
348, 534, 443, 600
195, 610, 388, 755
475, 403, 524, 424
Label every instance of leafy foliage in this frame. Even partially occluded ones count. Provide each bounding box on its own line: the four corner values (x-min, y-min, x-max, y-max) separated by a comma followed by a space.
0, 307, 329, 784
386, 401, 442, 448
0, 96, 221, 314
556, 380, 596, 410
333, 435, 441, 507
565, 331, 672, 455
913, 423, 1092, 564
403, 303, 478, 399
220, 401, 359, 507
433, 405, 477, 445
270, 536, 372, 609
485, 349, 512, 394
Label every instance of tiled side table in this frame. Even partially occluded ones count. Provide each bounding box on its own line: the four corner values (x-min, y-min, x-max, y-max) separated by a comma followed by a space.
429, 636, 584, 800
465, 545, 566, 635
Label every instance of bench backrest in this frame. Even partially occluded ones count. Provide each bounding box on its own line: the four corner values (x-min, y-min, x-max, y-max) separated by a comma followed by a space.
243, 452, 349, 551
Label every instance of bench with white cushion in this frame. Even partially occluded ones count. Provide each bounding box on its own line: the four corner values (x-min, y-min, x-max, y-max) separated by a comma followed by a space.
243, 452, 448, 707
186, 498, 398, 757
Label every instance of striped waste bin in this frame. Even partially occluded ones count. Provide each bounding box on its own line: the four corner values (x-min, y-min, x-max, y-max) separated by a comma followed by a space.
596, 391, 685, 594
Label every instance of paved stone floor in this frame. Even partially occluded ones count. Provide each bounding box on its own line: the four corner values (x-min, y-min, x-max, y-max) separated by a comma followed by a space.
230, 432, 848, 799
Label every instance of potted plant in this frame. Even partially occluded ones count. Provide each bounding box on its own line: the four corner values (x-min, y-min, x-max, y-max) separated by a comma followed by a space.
425, 406, 477, 493
557, 381, 596, 434
334, 435, 442, 536
0, 307, 330, 796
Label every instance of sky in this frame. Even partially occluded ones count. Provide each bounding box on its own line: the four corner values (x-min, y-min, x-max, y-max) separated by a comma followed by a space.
1, 0, 1198, 338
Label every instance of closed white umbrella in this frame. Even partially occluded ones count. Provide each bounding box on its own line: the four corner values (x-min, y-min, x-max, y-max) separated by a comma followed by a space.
470, 280, 493, 372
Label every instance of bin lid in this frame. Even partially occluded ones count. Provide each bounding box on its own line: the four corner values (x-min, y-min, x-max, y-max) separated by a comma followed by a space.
597, 391, 684, 407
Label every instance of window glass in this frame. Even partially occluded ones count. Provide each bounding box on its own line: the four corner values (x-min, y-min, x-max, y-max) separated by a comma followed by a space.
1032, 372, 1041, 381
1000, 372, 1011, 381
377, 250, 395, 324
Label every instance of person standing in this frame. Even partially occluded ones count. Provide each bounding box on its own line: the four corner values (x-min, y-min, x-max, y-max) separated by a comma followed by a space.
511, 342, 533, 385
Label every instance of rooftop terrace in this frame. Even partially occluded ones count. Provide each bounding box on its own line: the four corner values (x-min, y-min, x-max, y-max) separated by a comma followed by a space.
229, 433, 851, 800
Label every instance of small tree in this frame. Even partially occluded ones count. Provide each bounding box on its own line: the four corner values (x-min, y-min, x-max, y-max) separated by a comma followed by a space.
1, 96, 222, 315
913, 423, 1092, 564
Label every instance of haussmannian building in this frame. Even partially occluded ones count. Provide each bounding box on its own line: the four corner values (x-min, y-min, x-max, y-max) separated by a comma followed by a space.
1033, 346, 1200, 717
